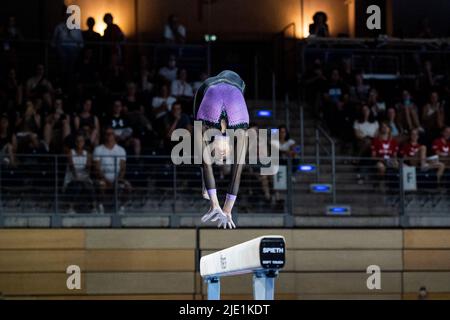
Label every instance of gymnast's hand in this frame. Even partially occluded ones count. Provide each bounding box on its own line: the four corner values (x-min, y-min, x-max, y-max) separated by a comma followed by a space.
201, 206, 224, 223
212, 211, 236, 229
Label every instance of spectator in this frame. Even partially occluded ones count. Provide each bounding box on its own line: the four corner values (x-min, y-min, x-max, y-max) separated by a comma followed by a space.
386, 107, 404, 140
303, 59, 327, 108
416, 60, 439, 94
104, 52, 126, 93
3, 68, 23, 110
64, 134, 95, 213
349, 73, 370, 104
417, 17, 433, 38
322, 68, 349, 136
164, 14, 186, 44
371, 122, 399, 182
93, 126, 131, 214
422, 91, 445, 140
51, 7, 84, 79
309, 11, 329, 37
107, 100, 141, 157
82, 17, 102, 62
158, 55, 178, 82
123, 82, 153, 134
152, 84, 176, 120
0, 114, 17, 167
192, 71, 209, 93
432, 126, 450, 164
397, 90, 422, 133
275, 125, 297, 160
103, 13, 125, 62
401, 129, 445, 184
16, 100, 42, 140
82, 17, 101, 44
353, 105, 379, 157
74, 98, 100, 147
136, 55, 155, 96
43, 98, 71, 153
163, 100, 192, 141
25, 64, 53, 99
367, 88, 386, 121
171, 68, 194, 98
5, 15, 24, 41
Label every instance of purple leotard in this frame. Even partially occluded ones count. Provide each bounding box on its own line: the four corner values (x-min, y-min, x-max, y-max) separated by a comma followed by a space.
196, 83, 249, 129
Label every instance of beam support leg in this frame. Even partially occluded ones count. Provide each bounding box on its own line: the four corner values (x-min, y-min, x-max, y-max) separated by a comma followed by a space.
253, 270, 277, 300
206, 277, 220, 300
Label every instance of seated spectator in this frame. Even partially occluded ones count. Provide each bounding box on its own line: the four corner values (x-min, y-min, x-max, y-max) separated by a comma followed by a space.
16, 100, 42, 141
93, 127, 131, 214
43, 98, 71, 153
275, 125, 297, 160
25, 64, 53, 99
162, 101, 192, 150
322, 69, 349, 135
349, 73, 370, 105
0, 114, 17, 167
422, 91, 445, 142
74, 98, 100, 147
371, 122, 399, 182
367, 89, 386, 121
401, 129, 445, 184
353, 105, 379, 157
397, 90, 422, 133
136, 55, 155, 96
386, 107, 404, 141
163, 14, 186, 44
416, 60, 439, 94
64, 134, 95, 213
309, 11, 329, 37
122, 82, 153, 135
303, 59, 327, 108
3, 68, 23, 110
107, 100, 141, 157
158, 55, 178, 82
152, 84, 176, 120
417, 17, 433, 39
432, 126, 450, 165
192, 71, 209, 93
103, 53, 126, 93
171, 68, 194, 98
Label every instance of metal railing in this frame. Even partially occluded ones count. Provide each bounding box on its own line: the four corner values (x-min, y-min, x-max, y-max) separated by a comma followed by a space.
0, 153, 449, 227
315, 125, 336, 203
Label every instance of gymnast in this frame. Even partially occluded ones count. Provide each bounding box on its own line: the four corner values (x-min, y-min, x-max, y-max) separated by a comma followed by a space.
193, 70, 249, 229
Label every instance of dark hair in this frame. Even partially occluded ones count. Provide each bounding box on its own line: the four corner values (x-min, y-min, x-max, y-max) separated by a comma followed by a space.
313, 11, 328, 24
357, 105, 375, 123
87, 17, 95, 27
103, 13, 113, 23
278, 125, 290, 140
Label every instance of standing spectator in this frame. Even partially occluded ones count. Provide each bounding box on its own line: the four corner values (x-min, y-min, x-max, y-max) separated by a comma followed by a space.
308, 12, 329, 37
64, 134, 95, 213
371, 122, 399, 182
82, 17, 102, 62
158, 55, 178, 82
51, 7, 84, 81
74, 98, 100, 147
103, 13, 125, 62
422, 91, 445, 141
397, 90, 422, 133
93, 126, 131, 214
171, 68, 194, 98
163, 14, 186, 44
401, 129, 445, 184
353, 105, 379, 157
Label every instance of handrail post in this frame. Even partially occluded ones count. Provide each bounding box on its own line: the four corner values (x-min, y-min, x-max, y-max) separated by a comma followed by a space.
300, 105, 305, 161
272, 72, 277, 125
331, 142, 336, 204
399, 158, 406, 227
315, 128, 320, 181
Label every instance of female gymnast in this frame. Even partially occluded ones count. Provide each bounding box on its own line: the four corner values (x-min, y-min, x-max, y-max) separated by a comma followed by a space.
193, 70, 249, 229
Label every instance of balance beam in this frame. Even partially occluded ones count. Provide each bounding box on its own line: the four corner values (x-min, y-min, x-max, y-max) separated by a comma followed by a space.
200, 235, 286, 300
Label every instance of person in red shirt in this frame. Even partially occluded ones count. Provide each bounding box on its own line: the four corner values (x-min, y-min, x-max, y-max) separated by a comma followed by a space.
401, 128, 445, 184
371, 122, 399, 179
432, 126, 450, 165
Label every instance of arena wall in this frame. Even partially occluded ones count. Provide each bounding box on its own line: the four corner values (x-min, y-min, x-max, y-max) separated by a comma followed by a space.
0, 229, 449, 300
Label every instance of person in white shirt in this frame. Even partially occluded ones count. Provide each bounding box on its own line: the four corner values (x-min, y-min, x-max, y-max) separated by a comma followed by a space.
152, 84, 177, 119
354, 105, 379, 157
171, 68, 194, 98
163, 14, 186, 43
158, 55, 178, 82
93, 127, 131, 214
